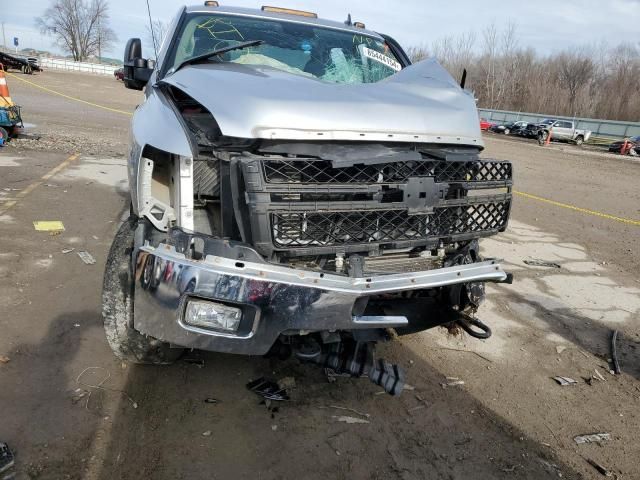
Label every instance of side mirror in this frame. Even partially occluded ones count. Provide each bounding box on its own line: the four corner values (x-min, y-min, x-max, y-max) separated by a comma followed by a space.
123, 38, 153, 91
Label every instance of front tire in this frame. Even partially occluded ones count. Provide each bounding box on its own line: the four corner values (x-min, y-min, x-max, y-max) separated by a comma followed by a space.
575, 135, 584, 146
504, 128, 510, 135
102, 217, 183, 364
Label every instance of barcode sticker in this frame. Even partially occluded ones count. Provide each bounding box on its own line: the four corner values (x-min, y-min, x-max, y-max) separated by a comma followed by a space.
362, 47, 402, 72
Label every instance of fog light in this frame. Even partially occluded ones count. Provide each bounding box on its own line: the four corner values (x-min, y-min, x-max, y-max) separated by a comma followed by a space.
184, 300, 241, 332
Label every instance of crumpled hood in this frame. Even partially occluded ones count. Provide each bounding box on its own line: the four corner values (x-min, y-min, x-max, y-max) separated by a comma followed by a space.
160, 58, 483, 147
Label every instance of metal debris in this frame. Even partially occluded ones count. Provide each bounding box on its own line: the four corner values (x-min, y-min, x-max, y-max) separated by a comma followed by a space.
524, 259, 561, 269
574, 433, 611, 445
246, 377, 289, 401
610, 330, 621, 375
332, 415, 370, 424
77, 251, 96, 265
553, 376, 578, 386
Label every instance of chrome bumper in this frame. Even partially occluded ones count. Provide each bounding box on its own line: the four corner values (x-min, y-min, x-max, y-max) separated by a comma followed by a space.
133, 235, 508, 355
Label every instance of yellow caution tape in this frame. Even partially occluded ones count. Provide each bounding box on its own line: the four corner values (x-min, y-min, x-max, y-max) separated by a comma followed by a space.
514, 190, 640, 226
5, 71, 133, 116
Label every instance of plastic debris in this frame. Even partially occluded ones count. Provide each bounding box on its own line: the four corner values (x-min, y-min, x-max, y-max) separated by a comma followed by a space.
77, 251, 96, 265
0, 356, 9, 364
204, 398, 219, 404
61, 248, 75, 254
246, 377, 289, 401
556, 345, 567, 354
0, 443, 15, 475
202, 431, 212, 437
332, 415, 370, 424
33, 221, 65, 232
553, 376, 578, 386
574, 433, 611, 445
524, 259, 561, 268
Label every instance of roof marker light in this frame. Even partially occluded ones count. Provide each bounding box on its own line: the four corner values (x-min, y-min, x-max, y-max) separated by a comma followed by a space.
261, 6, 318, 18
204, 1, 219, 6
354, 21, 366, 29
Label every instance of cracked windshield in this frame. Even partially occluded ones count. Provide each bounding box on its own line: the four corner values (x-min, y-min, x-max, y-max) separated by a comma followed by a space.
168, 13, 403, 83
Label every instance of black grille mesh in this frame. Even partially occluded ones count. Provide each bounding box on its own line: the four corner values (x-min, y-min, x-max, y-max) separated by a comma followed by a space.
263, 159, 511, 184
271, 202, 510, 247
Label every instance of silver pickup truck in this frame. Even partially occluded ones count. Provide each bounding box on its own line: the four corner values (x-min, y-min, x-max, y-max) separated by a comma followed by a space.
539, 119, 591, 145
102, 2, 513, 395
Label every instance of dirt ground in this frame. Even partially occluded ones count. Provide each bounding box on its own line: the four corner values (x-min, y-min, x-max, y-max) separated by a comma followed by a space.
0, 70, 638, 480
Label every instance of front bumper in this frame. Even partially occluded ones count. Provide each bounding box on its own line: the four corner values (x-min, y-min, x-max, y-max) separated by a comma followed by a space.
133, 231, 508, 355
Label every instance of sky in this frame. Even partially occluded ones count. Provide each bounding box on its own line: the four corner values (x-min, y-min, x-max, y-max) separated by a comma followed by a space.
2, 0, 639, 59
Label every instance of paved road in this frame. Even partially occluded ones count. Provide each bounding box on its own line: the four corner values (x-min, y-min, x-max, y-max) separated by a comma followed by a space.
0, 70, 638, 480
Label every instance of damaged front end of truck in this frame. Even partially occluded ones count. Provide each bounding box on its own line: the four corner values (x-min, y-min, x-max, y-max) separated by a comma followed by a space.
103, 5, 513, 395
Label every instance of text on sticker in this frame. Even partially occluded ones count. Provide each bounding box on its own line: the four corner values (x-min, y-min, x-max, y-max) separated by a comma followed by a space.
362, 47, 402, 72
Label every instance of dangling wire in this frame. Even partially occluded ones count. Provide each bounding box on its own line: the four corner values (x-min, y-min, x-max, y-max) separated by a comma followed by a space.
146, 0, 158, 59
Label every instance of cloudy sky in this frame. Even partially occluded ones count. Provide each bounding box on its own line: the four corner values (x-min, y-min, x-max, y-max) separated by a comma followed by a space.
3, 0, 639, 58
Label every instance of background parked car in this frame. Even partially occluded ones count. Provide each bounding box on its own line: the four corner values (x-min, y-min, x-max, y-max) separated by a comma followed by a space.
480, 118, 496, 131
114, 67, 124, 80
490, 121, 529, 135
609, 135, 640, 153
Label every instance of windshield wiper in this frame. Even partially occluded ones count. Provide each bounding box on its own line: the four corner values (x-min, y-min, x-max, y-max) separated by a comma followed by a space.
171, 40, 264, 74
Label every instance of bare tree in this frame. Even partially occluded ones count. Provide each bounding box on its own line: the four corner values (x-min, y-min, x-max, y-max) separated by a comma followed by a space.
145, 19, 169, 55
35, 0, 116, 61
556, 49, 595, 116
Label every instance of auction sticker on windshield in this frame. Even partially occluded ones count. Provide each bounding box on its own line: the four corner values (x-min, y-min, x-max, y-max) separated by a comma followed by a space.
362, 47, 402, 72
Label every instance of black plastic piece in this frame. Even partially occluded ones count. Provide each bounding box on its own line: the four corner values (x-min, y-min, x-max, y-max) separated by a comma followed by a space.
246, 377, 290, 401
457, 314, 492, 340
294, 340, 405, 396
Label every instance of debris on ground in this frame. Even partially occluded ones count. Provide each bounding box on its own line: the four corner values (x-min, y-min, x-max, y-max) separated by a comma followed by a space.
77, 251, 96, 265
246, 377, 289, 401
610, 330, 621, 375
553, 376, 578, 386
593, 369, 606, 382
184, 358, 205, 368
0, 356, 9, 364
70, 388, 89, 404
574, 433, 611, 445
318, 405, 370, 419
0, 443, 15, 475
76, 366, 138, 410
202, 431, 212, 437
277, 377, 296, 390
324, 367, 351, 383
441, 377, 465, 388
204, 398, 219, 404
61, 248, 75, 254
524, 259, 561, 268
555, 345, 567, 354
271, 425, 278, 431
33, 221, 65, 232
407, 405, 426, 413
332, 415, 370, 424
586, 458, 613, 477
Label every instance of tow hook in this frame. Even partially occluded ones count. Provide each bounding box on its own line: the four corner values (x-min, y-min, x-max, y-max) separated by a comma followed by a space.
293, 339, 405, 396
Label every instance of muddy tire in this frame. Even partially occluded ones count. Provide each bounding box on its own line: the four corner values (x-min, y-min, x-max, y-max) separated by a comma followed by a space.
102, 217, 183, 364
575, 135, 584, 146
